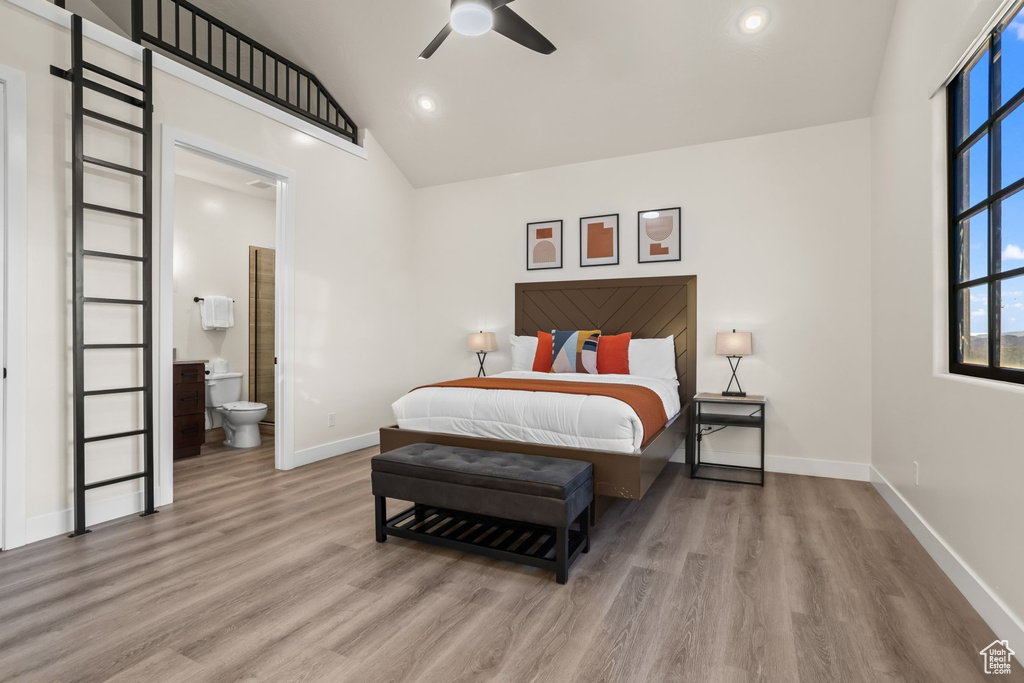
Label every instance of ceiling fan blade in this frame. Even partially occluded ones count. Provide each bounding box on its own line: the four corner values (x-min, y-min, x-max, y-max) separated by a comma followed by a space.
419, 23, 453, 59
491, 6, 556, 55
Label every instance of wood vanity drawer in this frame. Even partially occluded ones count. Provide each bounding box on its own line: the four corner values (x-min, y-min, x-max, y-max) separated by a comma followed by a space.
173, 382, 205, 416
174, 363, 205, 385
173, 414, 205, 459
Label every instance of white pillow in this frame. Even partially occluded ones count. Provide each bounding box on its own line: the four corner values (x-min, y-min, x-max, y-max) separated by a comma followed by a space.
510, 334, 539, 371
628, 336, 677, 379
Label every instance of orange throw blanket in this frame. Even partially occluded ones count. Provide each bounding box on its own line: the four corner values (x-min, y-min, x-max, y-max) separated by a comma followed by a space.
418, 377, 669, 448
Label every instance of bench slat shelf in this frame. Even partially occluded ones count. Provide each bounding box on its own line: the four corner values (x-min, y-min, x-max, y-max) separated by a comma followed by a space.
384, 504, 588, 572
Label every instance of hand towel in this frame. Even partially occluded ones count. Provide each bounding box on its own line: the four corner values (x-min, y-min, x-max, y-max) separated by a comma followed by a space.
200, 296, 234, 330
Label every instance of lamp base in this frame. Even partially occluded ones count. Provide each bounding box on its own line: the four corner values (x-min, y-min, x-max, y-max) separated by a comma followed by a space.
723, 356, 746, 398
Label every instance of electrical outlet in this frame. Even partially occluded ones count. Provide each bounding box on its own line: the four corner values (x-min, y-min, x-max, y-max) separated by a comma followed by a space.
913, 460, 920, 486
327, 412, 336, 428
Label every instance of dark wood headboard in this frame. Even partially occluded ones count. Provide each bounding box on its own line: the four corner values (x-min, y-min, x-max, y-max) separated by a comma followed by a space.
515, 276, 697, 405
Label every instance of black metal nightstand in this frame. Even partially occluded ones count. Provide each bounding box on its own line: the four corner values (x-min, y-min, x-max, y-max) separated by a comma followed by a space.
692, 393, 766, 486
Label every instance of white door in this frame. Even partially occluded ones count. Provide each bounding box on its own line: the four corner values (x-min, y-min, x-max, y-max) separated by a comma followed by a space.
0, 79, 7, 549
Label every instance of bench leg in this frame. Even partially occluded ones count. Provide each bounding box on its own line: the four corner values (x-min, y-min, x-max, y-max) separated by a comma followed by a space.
581, 505, 591, 554
375, 495, 387, 543
556, 525, 568, 584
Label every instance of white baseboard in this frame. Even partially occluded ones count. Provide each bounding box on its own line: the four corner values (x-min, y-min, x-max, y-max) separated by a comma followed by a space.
871, 467, 1024, 644
766, 453, 870, 481
672, 448, 870, 481
291, 432, 380, 468
26, 487, 161, 544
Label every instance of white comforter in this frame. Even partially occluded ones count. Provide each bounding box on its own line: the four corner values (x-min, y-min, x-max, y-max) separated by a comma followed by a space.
392, 371, 681, 455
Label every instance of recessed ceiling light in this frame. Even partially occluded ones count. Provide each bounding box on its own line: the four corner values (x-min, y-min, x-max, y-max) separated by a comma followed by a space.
417, 95, 436, 112
739, 7, 770, 34
450, 0, 493, 36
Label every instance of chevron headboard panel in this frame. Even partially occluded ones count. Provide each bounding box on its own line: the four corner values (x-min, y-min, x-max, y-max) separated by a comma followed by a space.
515, 276, 697, 405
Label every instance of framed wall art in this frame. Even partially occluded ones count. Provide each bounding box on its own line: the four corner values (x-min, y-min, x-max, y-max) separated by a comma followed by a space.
638, 207, 681, 263
580, 213, 619, 267
527, 220, 563, 270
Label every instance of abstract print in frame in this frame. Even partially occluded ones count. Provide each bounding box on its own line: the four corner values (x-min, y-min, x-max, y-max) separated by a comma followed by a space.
638, 207, 681, 263
527, 220, 563, 270
580, 213, 619, 267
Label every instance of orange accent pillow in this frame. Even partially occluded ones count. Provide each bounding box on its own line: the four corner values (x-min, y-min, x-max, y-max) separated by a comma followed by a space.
533, 331, 553, 372
598, 332, 632, 374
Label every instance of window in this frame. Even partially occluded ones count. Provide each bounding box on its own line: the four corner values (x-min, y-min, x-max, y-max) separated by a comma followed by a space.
948, 4, 1024, 383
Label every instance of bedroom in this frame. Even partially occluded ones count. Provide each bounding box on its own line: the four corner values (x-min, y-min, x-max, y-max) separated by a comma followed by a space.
0, 0, 1020, 681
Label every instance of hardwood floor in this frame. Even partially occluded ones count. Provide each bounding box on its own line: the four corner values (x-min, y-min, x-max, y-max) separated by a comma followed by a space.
0, 441, 1016, 682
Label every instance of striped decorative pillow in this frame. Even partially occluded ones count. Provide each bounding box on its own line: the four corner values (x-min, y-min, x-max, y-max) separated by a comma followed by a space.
551, 330, 601, 374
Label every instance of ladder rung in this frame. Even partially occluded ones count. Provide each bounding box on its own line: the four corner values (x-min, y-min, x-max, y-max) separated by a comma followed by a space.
82, 61, 145, 91
82, 78, 146, 108
83, 203, 145, 220
84, 472, 146, 491
83, 109, 144, 135
83, 297, 145, 306
83, 386, 145, 396
84, 156, 146, 177
83, 250, 145, 262
83, 343, 145, 349
84, 429, 147, 444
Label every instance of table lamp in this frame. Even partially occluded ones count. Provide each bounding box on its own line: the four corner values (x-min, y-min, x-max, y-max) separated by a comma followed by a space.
715, 329, 753, 397
468, 331, 498, 377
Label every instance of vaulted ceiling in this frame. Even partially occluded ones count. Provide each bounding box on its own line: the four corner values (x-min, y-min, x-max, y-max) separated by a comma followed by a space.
169, 1, 898, 187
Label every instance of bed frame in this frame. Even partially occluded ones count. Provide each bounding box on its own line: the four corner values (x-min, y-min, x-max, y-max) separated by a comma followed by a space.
380, 275, 697, 504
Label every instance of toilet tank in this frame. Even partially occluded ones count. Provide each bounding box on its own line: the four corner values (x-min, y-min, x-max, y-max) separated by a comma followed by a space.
206, 371, 243, 407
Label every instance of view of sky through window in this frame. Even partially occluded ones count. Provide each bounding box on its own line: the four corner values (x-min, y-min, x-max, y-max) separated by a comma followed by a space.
959, 9, 1024, 371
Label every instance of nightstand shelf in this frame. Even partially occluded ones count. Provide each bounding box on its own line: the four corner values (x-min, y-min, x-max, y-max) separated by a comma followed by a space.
695, 412, 763, 428
692, 393, 766, 486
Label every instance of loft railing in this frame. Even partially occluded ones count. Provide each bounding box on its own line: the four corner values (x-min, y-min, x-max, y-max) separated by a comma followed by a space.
55, 0, 359, 144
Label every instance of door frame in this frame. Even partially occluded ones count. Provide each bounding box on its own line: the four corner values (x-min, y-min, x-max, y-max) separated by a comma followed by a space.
0, 65, 27, 550
159, 126, 296, 506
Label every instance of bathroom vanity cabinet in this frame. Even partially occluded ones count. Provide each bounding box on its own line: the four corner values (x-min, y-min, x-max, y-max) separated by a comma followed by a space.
173, 362, 207, 459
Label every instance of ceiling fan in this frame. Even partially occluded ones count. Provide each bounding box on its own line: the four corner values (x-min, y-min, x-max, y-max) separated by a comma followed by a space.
419, 0, 556, 59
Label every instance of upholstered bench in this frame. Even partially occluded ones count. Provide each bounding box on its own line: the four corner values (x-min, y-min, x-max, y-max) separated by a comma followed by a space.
371, 443, 593, 584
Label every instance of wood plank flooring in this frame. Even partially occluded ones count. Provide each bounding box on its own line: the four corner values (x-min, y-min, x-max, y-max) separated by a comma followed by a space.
0, 439, 1016, 682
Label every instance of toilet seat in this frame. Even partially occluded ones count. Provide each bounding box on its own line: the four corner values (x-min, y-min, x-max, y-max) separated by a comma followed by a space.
221, 401, 267, 412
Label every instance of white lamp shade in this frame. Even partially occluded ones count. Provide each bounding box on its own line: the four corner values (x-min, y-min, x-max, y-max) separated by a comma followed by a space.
715, 331, 753, 357
468, 331, 498, 353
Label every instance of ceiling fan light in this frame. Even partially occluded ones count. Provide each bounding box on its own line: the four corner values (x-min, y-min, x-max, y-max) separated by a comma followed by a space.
451, 0, 493, 36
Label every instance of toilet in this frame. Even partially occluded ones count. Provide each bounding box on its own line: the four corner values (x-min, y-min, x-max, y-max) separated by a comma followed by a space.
206, 363, 268, 448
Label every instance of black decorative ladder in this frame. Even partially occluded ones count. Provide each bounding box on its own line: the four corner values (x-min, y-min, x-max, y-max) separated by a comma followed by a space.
51, 15, 157, 536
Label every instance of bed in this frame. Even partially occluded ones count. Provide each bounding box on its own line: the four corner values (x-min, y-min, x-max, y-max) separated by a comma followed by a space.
380, 275, 697, 504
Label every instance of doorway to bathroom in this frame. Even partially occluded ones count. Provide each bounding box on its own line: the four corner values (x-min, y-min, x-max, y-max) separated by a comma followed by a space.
171, 149, 277, 464
160, 128, 296, 506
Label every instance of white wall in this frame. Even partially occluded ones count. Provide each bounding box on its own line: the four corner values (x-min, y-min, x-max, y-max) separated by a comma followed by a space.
172, 174, 275, 404
413, 119, 874, 471
871, 0, 1024, 636
0, 3, 416, 529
